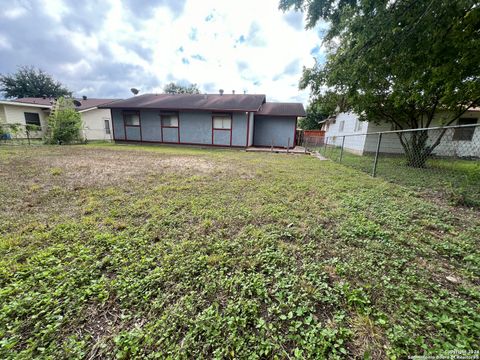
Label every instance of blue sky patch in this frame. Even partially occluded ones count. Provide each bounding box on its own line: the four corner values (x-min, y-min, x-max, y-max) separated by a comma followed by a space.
189, 28, 198, 41
191, 54, 206, 61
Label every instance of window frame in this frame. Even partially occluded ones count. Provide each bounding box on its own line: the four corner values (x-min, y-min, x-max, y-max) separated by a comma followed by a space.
104, 119, 111, 134
453, 118, 477, 141
24, 112, 41, 127
123, 111, 141, 127
338, 120, 345, 132
161, 112, 179, 128
212, 113, 232, 130
355, 119, 363, 132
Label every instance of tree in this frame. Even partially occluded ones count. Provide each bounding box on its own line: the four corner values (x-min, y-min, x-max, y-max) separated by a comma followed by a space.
280, 0, 480, 167
300, 91, 343, 129
45, 97, 82, 144
163, 82, 200, 94
0, 66, 71, 99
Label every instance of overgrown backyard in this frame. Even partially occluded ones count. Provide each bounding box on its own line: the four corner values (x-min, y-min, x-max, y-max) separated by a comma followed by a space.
0, 144, 479, 359
310, 145, 480, 208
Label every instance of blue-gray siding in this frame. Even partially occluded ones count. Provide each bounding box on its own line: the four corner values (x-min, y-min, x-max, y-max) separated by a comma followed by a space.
112, 110, 297, 148
111, 109, 250, 147
162, 127, 178, 143
112, 109, 125, 140
141, 110, 162, 141
213, 130, 230, 145
179, 112, 211, 144
125, 126, 141, 141
253, 115, 296, 148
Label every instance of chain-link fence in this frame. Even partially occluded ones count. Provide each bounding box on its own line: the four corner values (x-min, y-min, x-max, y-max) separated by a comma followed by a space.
304, 124, 480, 207
0, 123, 113, 145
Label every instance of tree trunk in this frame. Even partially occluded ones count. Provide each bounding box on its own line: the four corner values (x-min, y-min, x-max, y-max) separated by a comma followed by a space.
397, 129, 443, 168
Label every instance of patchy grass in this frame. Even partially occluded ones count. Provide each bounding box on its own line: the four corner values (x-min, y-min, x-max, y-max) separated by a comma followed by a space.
314, 145, 480, 207
0, 144, 479, 359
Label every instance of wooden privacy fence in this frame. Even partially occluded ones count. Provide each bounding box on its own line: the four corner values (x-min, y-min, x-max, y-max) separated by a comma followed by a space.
303, 130, 325, 146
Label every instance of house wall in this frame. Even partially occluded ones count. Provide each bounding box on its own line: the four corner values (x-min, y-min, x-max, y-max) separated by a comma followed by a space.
326, 111, 479, 158
0, 105, 7, 125
232, 112, 248, 146
180, 111, 211, 144
364, 112, 480, 157
80, 108, 113, 141
1, 104, 48, 138
323, 112, 369, 154
112, 109, 125, 140
248, 112, 254, 146
111, 109, 250, 147
253, 115, 296, 148
140, 110, 162, 141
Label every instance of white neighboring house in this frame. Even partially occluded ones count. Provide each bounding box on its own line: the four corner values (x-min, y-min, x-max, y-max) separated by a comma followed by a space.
321, 110, 480, 158
0, 97, 119, 141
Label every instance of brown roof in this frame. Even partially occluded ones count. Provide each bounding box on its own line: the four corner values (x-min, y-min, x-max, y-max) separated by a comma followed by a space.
255, 102, 306, 117
99, 93, 266, 112
13, 97, 118, 111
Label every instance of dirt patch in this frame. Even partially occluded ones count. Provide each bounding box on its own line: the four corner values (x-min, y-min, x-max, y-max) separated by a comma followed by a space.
36, 149, 219, 189
0, 147, 222, 229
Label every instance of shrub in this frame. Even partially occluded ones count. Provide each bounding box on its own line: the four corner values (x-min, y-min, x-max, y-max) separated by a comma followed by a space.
45, 97, 82, 144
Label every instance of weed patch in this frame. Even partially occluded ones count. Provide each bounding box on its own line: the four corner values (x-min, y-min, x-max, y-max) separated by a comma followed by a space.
0, 144, 479, 358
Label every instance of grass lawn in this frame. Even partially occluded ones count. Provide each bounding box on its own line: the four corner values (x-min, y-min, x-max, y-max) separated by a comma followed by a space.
0, 144, 479, 359
314, 145, 480, 208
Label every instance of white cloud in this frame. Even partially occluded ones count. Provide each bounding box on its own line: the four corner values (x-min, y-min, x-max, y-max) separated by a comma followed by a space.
0, 0, 326, 105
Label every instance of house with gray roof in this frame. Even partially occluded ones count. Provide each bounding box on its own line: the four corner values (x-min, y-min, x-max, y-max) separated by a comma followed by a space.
100, 93, 306, 148
0, 97, 118, 141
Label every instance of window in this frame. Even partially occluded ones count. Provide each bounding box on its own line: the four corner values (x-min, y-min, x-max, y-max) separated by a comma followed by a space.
338, 120, 345, 132
453, 118, 477, 141
161, 113, 179, 127
124, 112, 140, 126
213, 113, 232, 129
355, 120, 363, 132
104, 119, 111, 134
24, 112, 41, 126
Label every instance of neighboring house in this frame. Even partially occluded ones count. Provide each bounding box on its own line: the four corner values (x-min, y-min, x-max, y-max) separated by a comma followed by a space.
99, 93, 306, 148
321, 110, 480, 157
0, 97, 118, 141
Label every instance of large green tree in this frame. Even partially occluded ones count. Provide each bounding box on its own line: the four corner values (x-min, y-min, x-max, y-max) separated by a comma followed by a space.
163, 82, 200, 94
300, 91, 343, 129
280, 0, 480, 166
0, 66, 71, 99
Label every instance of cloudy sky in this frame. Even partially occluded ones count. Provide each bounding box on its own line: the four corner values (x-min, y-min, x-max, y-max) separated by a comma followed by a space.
0, 0, 327, 104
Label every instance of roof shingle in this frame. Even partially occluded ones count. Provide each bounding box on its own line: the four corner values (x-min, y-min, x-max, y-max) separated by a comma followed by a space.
12, 97, 118, 111
255, 102, 306, 117
99, 93, 267, 112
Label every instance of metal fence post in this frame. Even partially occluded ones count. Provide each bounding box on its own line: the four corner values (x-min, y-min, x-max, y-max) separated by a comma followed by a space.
339, 136, 345, 162
287, 137, 290, 153
323, 137, 328, 155
372, 133, 383, 177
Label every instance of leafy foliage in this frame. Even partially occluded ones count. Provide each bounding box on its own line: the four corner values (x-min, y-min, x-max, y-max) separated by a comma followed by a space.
44, 97, 82, 144
300, 91, 344, 129
0, 66, 71, 99
163, 82, 201, 94
280, 0, 480, 166
0, 145, 478, 358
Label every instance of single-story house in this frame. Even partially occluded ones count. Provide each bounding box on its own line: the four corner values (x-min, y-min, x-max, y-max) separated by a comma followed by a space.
99, 93, 306, 148
0, 97, 118, 141
321, 110, 480, 157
